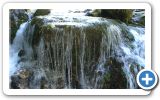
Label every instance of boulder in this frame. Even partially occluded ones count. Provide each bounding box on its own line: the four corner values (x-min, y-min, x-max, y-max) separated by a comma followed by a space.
10, 68, 33, 89
33, 9, 51, 17
87, 9, 133, 24
19, 69, 31, 79
101, 9, 133, 24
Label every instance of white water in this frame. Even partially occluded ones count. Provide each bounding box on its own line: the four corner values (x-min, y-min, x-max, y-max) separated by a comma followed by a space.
38, 9, 101, 27
120, 27, 145, 88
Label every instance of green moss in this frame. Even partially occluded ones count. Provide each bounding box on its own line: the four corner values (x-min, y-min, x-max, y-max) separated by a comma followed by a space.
41, 24, 54, 31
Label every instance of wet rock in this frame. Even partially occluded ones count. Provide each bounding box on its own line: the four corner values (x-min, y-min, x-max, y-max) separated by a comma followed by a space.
10, 69, 33, 89
18, 49, 25, 57
33, 9, 51, 17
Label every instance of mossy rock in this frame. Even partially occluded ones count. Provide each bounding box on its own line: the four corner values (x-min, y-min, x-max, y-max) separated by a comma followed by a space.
31, 17, 44, 26
88, 9, 133, 24
101, 9, 133, 24
33, 9, 51, 17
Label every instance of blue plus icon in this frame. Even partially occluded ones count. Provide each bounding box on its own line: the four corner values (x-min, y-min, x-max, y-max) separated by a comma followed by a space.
137, 69, 158, 90
142, 73, 153, 85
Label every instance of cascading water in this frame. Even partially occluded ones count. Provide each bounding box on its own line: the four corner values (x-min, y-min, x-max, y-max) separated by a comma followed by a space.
9, 22, 28, 76
9, 10, 36, 75
119, 26, 145, 88
9, 9, 145, 89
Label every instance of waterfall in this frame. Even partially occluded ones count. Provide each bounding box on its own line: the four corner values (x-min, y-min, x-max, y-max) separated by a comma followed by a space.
9, 22, 28, 76
10, 9, 145, 89
120, 26, 145, 88
9, 10, 35, 77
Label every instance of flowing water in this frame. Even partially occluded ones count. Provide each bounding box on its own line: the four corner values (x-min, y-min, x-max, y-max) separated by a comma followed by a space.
9, 9, 145, 89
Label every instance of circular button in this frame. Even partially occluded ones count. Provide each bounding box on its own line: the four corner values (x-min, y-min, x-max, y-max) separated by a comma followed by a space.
136, 69, 158, 90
